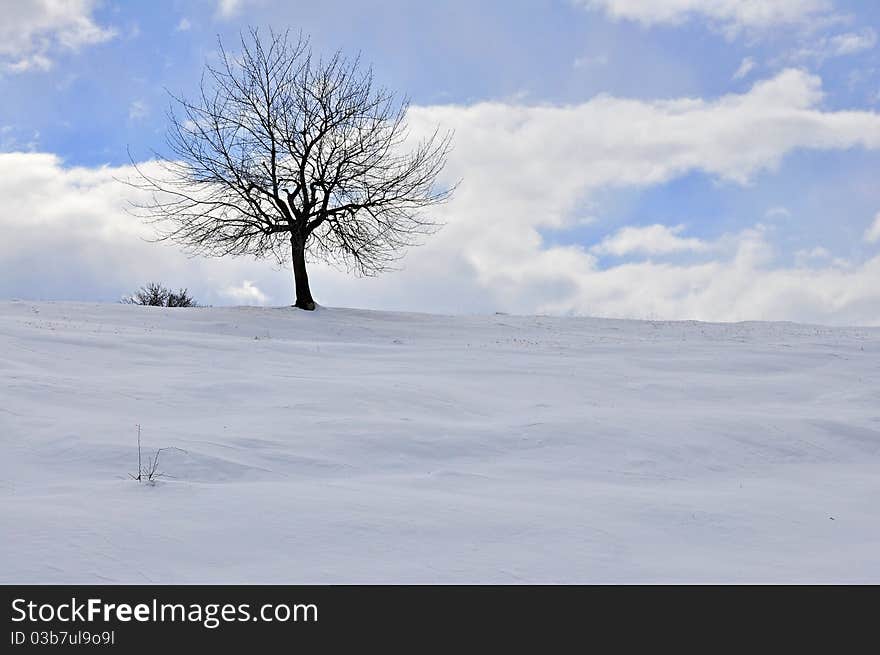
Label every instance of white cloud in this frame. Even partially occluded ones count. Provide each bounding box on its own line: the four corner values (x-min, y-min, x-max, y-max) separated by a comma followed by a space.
409, 69, 878, 218
216, 0, 241, 17
399, 69, 880, 321
128, 100, 148, 121
0, 126, 40, 151
3, 70, 880, 324
0, 0, 115, 73
540, 229, 880, 325
733, 57, 756, 80
865, 213, 880, 244
827, 29, 877, 56
765, 206, 792, 219
582, 1, 872, 66
579, 0, 834, 36
790, 28, 877, 62
592, 224, 709, 256
794, 246, 830, 265
0, 153, 290, 307
7, 53, 53, 73
223, 280, 269, 305
216, 0, 263, 19
175, 18, 191, 32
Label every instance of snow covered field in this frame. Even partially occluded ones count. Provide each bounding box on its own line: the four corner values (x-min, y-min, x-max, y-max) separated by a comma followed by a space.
1, 300, 879, 583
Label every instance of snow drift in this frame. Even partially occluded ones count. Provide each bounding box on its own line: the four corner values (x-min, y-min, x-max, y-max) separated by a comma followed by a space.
1, 301, 879, 582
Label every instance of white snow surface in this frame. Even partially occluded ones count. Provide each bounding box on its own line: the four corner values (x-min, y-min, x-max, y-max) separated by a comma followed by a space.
1, 301, 879, 583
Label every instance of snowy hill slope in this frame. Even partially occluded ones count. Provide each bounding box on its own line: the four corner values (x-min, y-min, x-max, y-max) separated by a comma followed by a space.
1, 301, 879, 583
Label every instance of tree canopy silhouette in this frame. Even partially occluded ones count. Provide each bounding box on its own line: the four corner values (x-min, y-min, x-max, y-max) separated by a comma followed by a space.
131, 28, 453, 310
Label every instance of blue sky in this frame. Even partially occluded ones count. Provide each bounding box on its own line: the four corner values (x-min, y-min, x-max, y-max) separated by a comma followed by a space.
2, 0, 880, 323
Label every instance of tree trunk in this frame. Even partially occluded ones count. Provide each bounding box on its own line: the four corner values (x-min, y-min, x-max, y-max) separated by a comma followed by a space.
291, 239, 316, 310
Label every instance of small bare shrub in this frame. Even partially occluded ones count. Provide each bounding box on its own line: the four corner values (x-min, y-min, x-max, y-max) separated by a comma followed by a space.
123, 283, 198, 307
130, 424, 186, 484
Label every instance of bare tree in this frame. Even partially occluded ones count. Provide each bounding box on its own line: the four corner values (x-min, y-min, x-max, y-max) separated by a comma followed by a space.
129, 28, 454, 310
